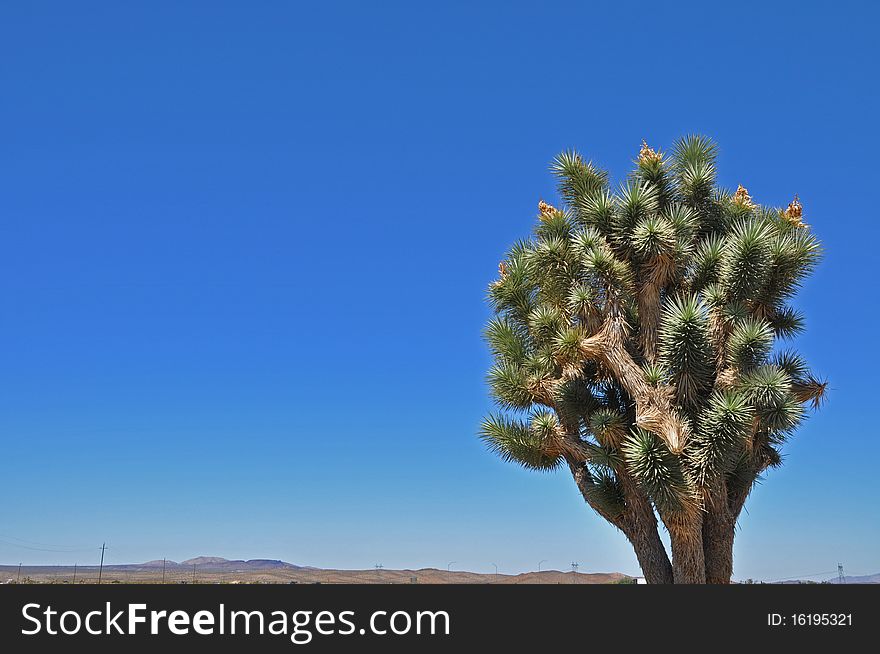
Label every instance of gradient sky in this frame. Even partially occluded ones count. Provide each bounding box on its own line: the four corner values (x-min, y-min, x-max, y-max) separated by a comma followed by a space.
1, 1, 878, 582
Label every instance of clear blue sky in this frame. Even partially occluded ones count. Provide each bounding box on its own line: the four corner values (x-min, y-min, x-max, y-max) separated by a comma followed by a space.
1, 1, 878, 581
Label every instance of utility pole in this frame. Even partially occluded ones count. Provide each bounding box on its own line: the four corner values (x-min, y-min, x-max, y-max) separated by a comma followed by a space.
538, 560, 547, 573
162, 558, 166, 584
97, 543, 106, 585
192, 563, 196, 584
491, 563, 498, 583
17, 563, 22, 584
447, 561, 456, 572
72, 564, 77, 584
571, 562, 579, 584
838, 563, 846, 585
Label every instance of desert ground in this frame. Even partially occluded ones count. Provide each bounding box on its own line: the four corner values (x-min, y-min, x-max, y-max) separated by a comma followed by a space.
0, 558, 631, 585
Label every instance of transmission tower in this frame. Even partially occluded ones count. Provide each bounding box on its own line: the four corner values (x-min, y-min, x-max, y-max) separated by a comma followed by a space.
837, 563, 845, 585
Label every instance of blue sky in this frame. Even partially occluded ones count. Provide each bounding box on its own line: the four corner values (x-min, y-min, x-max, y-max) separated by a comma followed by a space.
1, 1, 878, 581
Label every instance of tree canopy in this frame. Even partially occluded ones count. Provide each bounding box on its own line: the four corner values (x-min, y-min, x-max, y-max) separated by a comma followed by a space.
481, 136, 826, 583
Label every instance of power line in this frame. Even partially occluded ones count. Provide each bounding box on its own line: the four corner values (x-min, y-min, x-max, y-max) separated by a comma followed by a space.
764, 566, 872, 584
0, 539, 99, 554
0, 534, 95, 550
768, 570, 838, 582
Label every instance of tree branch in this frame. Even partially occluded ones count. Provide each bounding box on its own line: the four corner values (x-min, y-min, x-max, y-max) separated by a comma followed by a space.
579, 304, 691, 452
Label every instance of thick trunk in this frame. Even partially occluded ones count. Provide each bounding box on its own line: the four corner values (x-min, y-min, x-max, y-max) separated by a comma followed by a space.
568, 459, 673, 584
667, 516, 706, 584
619, 475, 673, 584
622, 515, 673, 584
703, 509, 735, 584
702, 478, 749, 584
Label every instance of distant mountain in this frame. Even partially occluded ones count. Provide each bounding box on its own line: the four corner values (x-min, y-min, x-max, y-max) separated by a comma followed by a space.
826, 573, 880, 584
173, 557, 300, 570
774, 572, 880, 584
141, 560, 178, 567
181, 557, 230, 566
6, 555, 875, 585
240, 559, 291, 569
0, 562, 631, 585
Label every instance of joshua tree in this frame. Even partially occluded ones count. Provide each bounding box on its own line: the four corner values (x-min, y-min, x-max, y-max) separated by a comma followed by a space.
481, 136, 826, 583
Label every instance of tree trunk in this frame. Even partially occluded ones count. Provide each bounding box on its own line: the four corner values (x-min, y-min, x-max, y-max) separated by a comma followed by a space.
566, 454, 748, 584
567, 459, 674, 584
667, 516, 706, 584
623, 518, 674, 584
619, 477, 673, 584
703, 510, 734, 584
703, 484, 738, 584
